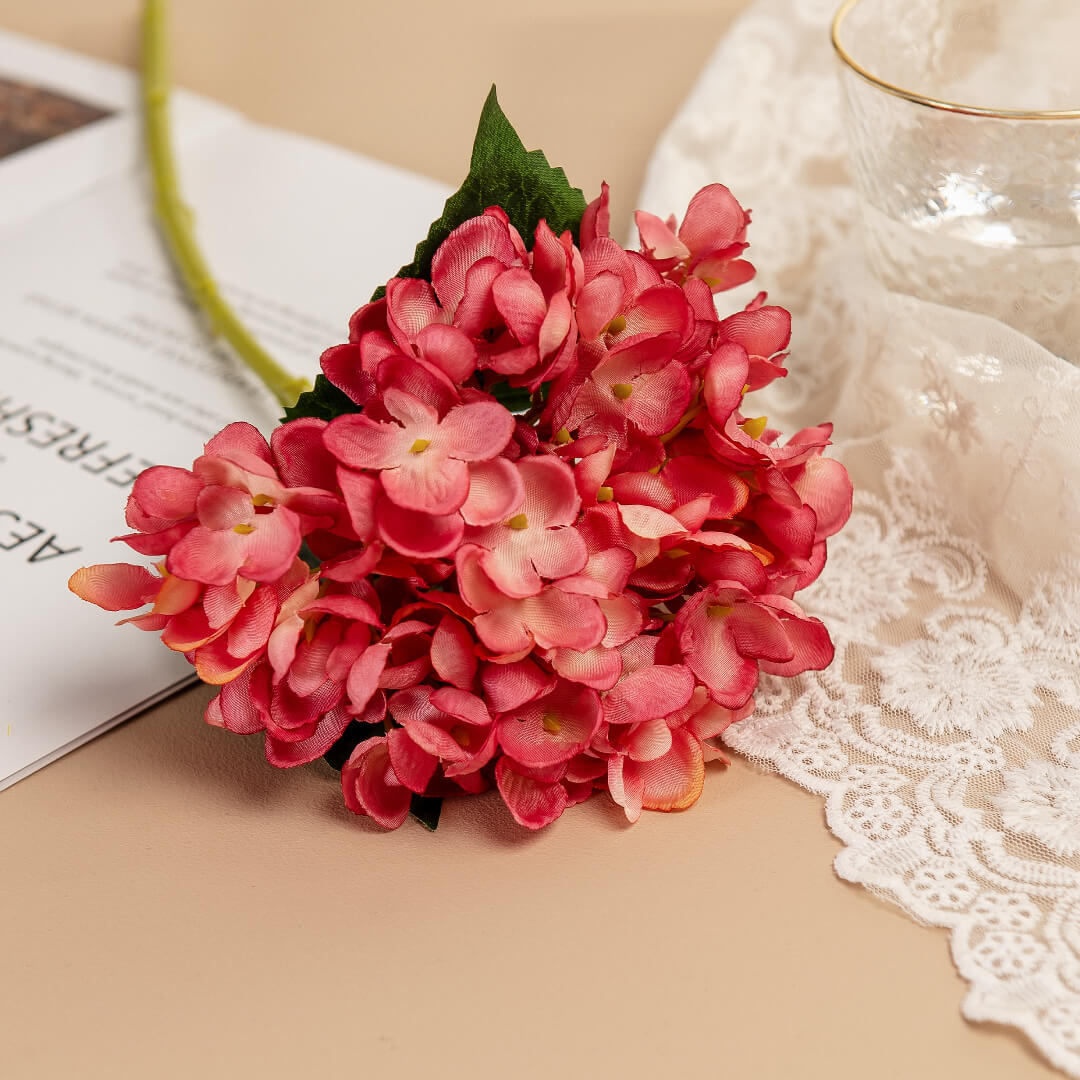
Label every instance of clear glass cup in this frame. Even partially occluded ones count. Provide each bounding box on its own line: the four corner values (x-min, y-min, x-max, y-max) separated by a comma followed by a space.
832, 0, 1080, 362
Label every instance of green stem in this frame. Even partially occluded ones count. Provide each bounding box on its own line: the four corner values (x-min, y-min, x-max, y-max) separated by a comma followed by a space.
141, 0, 309, 409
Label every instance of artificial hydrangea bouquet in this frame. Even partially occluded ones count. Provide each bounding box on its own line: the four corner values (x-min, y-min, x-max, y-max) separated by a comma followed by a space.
70, 89, 851, 831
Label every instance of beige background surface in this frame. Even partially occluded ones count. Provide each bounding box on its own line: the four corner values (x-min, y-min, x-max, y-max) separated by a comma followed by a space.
0, 2, 1060, 1078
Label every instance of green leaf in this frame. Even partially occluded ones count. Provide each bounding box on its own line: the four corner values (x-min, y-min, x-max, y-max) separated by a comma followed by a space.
391, 86, 587, 287
282, 373, 364, 424
409, 794, 443, 832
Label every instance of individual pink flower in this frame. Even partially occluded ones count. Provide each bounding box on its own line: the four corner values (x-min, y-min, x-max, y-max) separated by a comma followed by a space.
116, 422, 342, 588
465, 455, 587, 598
675, 549, 834, 708
430, 206, 526, 333
496, 678, 603, 769
635, 184, 755, 292
387, 685, 497, 785
551, 333, 691, 447
325, 388, 515, 516
455, 545, 607, 658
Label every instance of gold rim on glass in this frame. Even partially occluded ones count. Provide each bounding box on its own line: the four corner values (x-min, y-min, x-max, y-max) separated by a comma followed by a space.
831, 0, 1080, 120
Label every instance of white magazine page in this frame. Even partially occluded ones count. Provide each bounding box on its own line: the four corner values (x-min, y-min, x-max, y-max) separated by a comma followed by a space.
0, 119, 450, 789
0, 28, 238, 228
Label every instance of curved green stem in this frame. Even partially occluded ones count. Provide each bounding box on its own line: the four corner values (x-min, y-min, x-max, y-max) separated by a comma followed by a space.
141, 0, 309, 409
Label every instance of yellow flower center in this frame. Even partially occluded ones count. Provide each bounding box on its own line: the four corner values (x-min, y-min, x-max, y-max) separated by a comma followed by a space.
507, 513, 529, 530
541, 712, 562, 735
611, 382, 634, 400
251, 493, 275, 507
409, 438, 431, 453
597, 485, 614, 502
605, 314, 627, 336
707, 603, 735, 618
232, 523, 255, 535
554, 428, 572, 445
740, 416, 768, 440
451, 725, 473, 749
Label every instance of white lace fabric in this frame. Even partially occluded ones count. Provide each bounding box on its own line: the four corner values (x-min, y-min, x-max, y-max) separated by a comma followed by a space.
637, 1, 1080, 1074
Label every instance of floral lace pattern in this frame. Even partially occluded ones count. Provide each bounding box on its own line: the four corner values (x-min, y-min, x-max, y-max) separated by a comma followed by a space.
638, 0, 1080, 1074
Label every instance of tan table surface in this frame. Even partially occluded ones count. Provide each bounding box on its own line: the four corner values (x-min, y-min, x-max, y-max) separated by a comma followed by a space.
0, 2, 1060, 1078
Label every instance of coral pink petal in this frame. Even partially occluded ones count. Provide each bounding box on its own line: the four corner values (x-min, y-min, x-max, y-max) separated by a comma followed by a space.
537, 290, 573, 360
376, 500, 464, 559
549, 644, 622, 690
636, 727, 705, 811
68, 563, 159, 611
207, 663, 270, 735
387, 727, 439, 794
375, 354, 460, 417
580, 181, 611, 246
304, 594, 381, 625
576, 271, 624, 340
604, 664, 694, 726
430, 615, 479, 690
195, 486, 251, 531
678, 184, 749, 254
270, 418, 337, 491
385, 277, 442, 347
524, 589, 606, 652
530, 221, 571, 300
324, 413, 414, 471
607, 755, 645, 823
166, 527, 247, 587
598, 595, 643, 648
151, 573, 201, 616
461, 457, 525, 527
792, 457, 853, 539
416, 323, 477, 383
495, 757, 568, 830
663, 454, 749, 519
345, 641, 392, 714
341, 735, 411, 828
431, 214, 520, 311
607, 472, 675, 512
618, 503, 687, 541
636, 210, 691, 261
438, 401, 516, 462
497, 682, 602, 769
520, 455, 581, 526
624, 361, 691, 437
381, 454, 469, 516
621, 286, 693, 342
624, 716, 673, 762
756, 597, 835, 676
719, 305, 792, 358
429, 686, 492, 726
481, 657, 556, 712
321, 342, 376, 406
130, 465, 202, 521
225, 585, 277, 657
729, 604, 795, 664
575, 444, 616, 506
492, 267, 547, 345
266, 705, 353, 768
204, 422, 272, 465
451, 256, 504, 337
336, 467, 379, 541
693, 254, 756, 292
704, 342, 751, 424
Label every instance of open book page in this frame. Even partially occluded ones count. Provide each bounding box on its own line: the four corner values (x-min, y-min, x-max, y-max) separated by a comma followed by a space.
0, 118, 450, 790
0, 28, 238, 228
